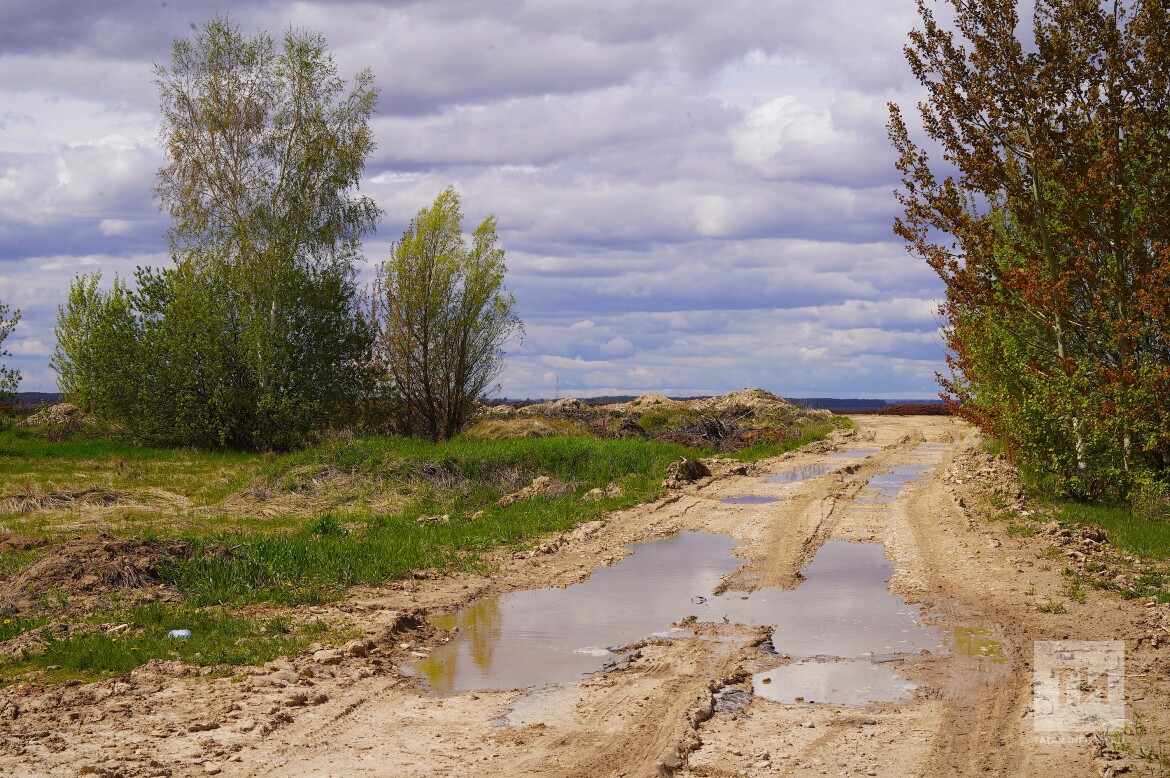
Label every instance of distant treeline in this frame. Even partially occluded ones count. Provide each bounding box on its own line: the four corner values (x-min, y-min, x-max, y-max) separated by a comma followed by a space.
14, 392, 61, 406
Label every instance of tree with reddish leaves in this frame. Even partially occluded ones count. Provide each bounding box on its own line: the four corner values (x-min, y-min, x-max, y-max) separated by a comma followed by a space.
889, 0, 1170, 498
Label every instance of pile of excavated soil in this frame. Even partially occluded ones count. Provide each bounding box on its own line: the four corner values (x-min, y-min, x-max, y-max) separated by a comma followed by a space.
16, 402, 86, 428
0, 534, 189, 614
690, 388, 794, 416
616, 393, 687, 412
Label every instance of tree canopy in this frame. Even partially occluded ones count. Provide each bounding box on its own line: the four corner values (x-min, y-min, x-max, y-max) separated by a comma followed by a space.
0, 301, 20, 410
365, 187, 523, 441
889, 0, 1170, 497
53, 18, 379, 449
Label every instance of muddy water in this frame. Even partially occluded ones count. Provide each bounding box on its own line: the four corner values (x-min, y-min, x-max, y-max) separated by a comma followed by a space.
409, 537, 941, 700
749, 541, 940, 706
749, 541, 939, 658
829, 448, 880, 459
406, 532, 744, 694
410, 451, 945, 701
754, 660, 917, 705
765, 464, 836, 484
858, 464, 932, 503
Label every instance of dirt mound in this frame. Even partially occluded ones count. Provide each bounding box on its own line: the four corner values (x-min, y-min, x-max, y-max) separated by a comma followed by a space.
497, 476, 579, 507
621, 393, 685, 411
462, 418, 590, 440
519, 398, 586, 416
0, 534, 189, 613
691, 389, 794, 416
16, 402, 85, 428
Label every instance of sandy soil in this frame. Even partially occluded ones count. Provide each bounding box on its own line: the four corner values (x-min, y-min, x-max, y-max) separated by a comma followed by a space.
3, 415, 1168, 777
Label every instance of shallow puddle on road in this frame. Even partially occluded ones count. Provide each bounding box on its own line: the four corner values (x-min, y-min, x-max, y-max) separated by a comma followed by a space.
410, 449, 945, 700
858, 465, 931, 503
749, 541, 940, 706
754, 660, 916, 706
753, 541, 939, 658
829, 448, 880, 459
409, 537, 940, 702
952, 626, 1004, 662
765, 464, 836, 484
721, 496, 782, 504
406, 532, 745, 694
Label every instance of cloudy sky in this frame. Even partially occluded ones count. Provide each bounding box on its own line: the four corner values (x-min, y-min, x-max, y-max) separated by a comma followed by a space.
0, 0, 947, 400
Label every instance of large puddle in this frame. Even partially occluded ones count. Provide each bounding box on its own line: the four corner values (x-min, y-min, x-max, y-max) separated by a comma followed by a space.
408, 450, 948, 704
405, 532, 744, 694
408, 537, 941, 703
749, 541, 939, 706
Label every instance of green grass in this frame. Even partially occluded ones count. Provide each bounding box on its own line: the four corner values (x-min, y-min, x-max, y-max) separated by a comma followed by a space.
1049, 500, 1170, 559
730, 417, 850, 462
0, 425, 263, 535
168, 435, 691, 606
0, 604, 336, 685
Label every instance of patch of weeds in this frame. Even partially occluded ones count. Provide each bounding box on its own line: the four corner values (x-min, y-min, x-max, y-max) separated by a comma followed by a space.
1063, 579, 1087, 604
0, 604, 338, 685
1036, 601, 1067, 614
984, 491, 1014, 511
0, 546, 46, 578
1005, 523, 1037, 537
1038, 547, 1063, 561
1048, 499, 1170, 559
732, 418, 848, 463
1109, 710, 1170, 770
307, 513, 347, 537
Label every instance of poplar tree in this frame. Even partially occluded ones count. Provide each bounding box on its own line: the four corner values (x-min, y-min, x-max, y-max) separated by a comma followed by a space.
889, 0, 1170, 497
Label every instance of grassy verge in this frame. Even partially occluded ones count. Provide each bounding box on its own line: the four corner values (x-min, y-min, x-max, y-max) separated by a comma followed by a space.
168, 435, 691, 606
0, 604, 339, 685
1049, 500, 1170, 560
729, 417, 851, 462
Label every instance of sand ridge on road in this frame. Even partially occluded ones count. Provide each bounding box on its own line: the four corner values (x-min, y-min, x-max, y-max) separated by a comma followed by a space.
2, 416, 1167, 777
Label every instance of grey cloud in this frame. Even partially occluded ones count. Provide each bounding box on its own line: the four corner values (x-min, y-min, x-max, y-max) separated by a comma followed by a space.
1, 0, 946, 398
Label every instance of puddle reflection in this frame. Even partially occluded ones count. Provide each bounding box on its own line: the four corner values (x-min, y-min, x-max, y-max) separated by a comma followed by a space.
406, 532, 744, 694
858, 465, 931, 502
410, 450, 950, 703
828, 448, 880, 459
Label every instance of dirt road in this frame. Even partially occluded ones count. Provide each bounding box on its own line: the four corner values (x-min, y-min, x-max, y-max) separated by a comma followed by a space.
4, 415, 1168, 777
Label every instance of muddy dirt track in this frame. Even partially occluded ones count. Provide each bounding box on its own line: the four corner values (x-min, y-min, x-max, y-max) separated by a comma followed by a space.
4, 416, 1169, 777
